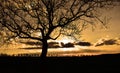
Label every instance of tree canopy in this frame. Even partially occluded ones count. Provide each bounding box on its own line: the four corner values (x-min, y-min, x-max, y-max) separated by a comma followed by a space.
0, 0, 114, 57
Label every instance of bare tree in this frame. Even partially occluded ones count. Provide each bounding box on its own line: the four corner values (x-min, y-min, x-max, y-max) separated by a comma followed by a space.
0, 0, 114, 57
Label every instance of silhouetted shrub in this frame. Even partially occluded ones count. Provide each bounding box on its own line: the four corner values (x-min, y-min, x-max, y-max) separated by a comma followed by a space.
0, 53, 10, 57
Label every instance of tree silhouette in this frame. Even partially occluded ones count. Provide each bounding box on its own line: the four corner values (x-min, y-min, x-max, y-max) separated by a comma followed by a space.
0, 0, 114, 57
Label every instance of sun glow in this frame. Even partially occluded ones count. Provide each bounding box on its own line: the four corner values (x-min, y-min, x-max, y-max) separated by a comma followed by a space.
58, 38, 75, 45
57, 37, 76, 51
61, 39, 71, 44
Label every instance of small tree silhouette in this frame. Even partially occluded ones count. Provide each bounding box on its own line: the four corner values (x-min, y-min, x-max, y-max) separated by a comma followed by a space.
0, 0, 114, 57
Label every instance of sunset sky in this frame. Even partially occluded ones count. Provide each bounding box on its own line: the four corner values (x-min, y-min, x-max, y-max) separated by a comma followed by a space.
0, 0, 120, 57
80, 5, 120, 43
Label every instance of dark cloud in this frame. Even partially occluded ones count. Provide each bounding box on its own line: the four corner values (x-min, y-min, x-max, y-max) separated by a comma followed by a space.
94, 38, 120, 46
75, 41, 92, 46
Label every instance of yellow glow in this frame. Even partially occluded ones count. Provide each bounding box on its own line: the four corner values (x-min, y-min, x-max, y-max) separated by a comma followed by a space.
61, 39, 70, 44
58, 37, 74, 44
62, 48, 79, 51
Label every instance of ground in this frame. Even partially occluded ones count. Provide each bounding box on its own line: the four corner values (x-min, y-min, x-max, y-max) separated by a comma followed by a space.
0, 53, 120, 73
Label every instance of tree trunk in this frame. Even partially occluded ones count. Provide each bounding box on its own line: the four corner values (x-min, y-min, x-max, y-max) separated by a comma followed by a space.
40, 39, 48, 58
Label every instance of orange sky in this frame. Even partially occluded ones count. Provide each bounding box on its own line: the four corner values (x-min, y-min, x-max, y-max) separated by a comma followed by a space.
80, 5, 120, 43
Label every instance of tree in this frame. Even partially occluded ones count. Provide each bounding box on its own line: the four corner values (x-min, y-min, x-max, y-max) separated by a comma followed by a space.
0, 0, 114, 57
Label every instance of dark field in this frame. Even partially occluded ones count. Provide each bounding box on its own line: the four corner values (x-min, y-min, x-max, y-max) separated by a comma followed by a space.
0, 53, 120, 73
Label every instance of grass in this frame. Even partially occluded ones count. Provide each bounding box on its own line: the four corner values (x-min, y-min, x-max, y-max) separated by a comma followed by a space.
0, 53, 120, 64
0, 53, 120, 73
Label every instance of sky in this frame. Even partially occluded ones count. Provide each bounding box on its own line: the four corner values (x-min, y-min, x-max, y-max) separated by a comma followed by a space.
0, 1, 120, 56
80, 5, 120, 43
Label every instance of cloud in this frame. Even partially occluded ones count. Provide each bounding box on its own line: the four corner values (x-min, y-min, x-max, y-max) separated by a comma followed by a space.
75, 41, 91, 46
94, 38, 120, 46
